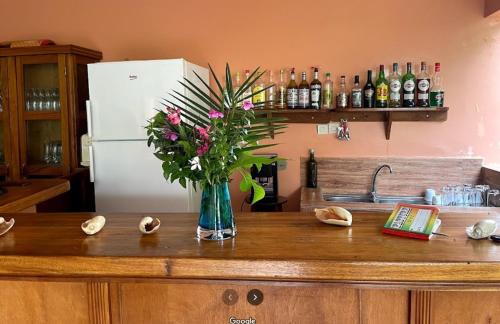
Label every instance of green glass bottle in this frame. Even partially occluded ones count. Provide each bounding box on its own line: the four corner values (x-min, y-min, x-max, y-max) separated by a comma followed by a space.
375, 65, 389, 108
402, 62, 416, 107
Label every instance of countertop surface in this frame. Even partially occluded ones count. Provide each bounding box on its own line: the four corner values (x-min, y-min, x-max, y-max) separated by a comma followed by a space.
0, 211, 499, 283
0, 179, 70, 212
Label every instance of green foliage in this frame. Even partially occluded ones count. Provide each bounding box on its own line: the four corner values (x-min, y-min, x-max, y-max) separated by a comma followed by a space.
146, 64, 287, 204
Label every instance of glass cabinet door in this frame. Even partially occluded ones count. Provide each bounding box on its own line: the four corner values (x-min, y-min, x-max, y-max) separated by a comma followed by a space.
18, 55, 68, 176
0, 58, 10, 180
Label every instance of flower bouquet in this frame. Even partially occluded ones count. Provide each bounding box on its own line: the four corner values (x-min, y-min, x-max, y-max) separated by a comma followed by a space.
146, 64, 286, 240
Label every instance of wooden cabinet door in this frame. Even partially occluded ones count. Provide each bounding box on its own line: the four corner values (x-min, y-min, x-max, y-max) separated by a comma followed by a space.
15, 54, 70, 177
0, 280, 94, 324
111, 282, 409, 324
0, 57, 13, 180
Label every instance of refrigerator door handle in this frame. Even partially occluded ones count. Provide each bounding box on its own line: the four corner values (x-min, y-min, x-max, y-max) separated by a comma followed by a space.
86, 100, 93, 138
89, 144, 95, 183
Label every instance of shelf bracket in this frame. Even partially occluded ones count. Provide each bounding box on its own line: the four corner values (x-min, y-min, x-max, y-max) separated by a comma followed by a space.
385, 112, 393, 140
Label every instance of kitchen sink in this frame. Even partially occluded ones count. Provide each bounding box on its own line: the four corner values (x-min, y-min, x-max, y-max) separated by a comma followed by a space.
323, 194, 429, 205
323, 194, 372, 203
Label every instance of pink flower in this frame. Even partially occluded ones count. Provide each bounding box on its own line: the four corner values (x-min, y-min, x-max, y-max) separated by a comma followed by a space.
196, 126, 210, 141
242, 101, 254, 111
166, 107, 181, 125
208, 109, 224, 119
196, 142, 210, 156
163, 128, 178, 141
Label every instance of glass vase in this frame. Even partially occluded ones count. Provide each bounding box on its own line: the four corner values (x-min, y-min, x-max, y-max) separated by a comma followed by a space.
196, 182, 236, 240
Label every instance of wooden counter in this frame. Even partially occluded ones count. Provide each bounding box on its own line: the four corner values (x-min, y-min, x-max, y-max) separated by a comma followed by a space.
0, 211, 499, 323
0, 179, 70, 212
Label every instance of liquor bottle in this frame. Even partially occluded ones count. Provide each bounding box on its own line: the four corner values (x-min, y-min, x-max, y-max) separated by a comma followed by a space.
242, 69, 253, 107
306, 149, 317, 188
234, 72, 242, 107
322, 72, 333, 109
252, 72, 266, 107
351, 75, 362, 108
310, 68, 322, 110
430, 63, 444, 107
388, 63, 402, 108
276, 69, 287, 109
336, 75, 348, 109
363, 70, 375, 108
286, 68, 298, 109
375, 65, 389, 108
266, 71, 276, 109
298, 72, 310, 108
417, 61, 431, 107
402, 63, 416, 107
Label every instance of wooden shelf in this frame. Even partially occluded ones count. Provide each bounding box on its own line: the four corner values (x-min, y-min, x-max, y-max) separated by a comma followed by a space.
263, 107, 449, 140
23, 111, 61, 120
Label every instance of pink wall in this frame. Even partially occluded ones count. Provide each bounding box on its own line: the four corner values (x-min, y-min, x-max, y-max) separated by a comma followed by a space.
2, 0, 500, 210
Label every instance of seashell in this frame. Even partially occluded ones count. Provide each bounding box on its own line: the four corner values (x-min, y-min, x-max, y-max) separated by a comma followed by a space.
139, 216, 161, 234
466, 219, 497, 240
314, 207, 352, 227
81, 215, 106, 235
0, 217, 15, 236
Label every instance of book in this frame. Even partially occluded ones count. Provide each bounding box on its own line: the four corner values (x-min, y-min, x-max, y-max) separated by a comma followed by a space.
382, 203, 441, 240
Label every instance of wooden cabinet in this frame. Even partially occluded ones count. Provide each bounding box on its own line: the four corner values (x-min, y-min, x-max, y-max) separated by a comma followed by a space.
0, 45, 101, 181
1, 280, 499, 324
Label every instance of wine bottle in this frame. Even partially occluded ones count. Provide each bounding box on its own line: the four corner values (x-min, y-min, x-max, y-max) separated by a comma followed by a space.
402, 63, 416, 107
266, 71, 276, 109
298, 72, 310, 108
388, 63, 402, 108
252, 73, 266, 107
336, 75, 348, 109
322, 72, 333, 109
234, 72, 242, 107
430, 63, 444, 107
242, 69, 253, 107
287, 68, 298, 109
306, 149, 317, 188
376, 65, 389, 108
310, 68, 322, 110
417, 61, 431, 107
363, 70, 375, 108
351, 75, 362, 108
276, 69, 287, 109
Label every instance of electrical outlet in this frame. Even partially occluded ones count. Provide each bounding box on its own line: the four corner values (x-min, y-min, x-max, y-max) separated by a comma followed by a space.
317, 124, 329, 135
328, 122, 340, 134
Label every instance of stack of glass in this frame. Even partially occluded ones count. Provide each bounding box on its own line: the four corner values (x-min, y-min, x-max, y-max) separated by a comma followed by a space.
440, 184, 491, 207
25, 88, 60, 112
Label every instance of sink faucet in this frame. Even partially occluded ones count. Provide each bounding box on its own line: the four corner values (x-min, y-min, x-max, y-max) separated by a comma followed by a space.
371, 164, 393, 202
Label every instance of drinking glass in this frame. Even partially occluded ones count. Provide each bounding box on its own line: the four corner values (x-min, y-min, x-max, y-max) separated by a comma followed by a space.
43, 142, 53, 164
51, 141, 62, 165
25, 89, 32, 111
43, 89, 52, 111
53, 88, 60, 111
31, 88, 40, 111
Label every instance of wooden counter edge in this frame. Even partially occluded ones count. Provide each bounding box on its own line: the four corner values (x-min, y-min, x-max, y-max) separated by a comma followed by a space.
0, 180, 70, 212
0, 256, 499, 284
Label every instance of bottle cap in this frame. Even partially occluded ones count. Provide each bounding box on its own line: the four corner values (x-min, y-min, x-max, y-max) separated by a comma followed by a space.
309, 148, 315, 154
380, 64, 384, 70
354, 75, 360, 83
435, 63, 441, 72
326, 72, 331, 77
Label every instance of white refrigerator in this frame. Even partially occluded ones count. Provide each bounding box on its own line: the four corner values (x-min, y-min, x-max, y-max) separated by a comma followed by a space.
87, 59, 208, 213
